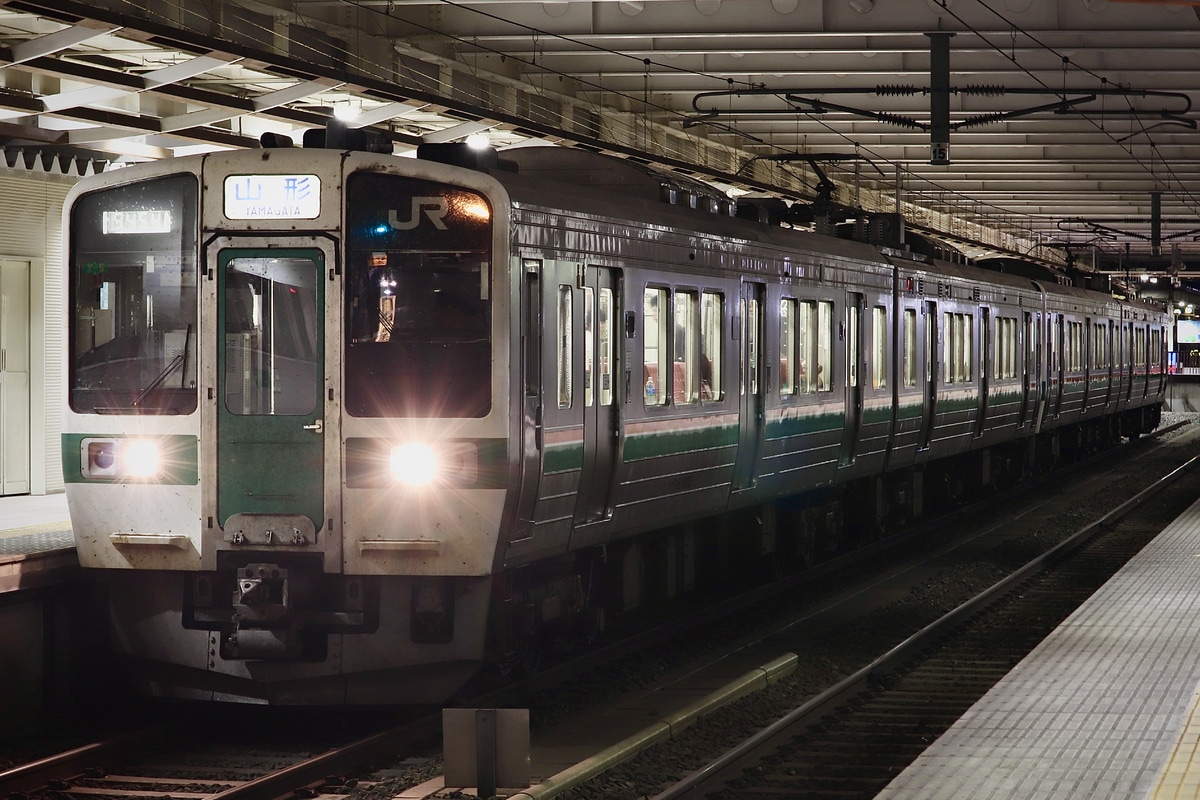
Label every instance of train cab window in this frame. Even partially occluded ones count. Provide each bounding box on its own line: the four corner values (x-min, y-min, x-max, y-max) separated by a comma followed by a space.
674, 291, 699, 403
872, 306, 887, 389
780, 299, 796, 396
701, 292, 723, 400
558, 286, 572, 409
67, 173, 199, 414
644, 287, 668, 406
902, 309, 917, 387
344, 173, 492, 418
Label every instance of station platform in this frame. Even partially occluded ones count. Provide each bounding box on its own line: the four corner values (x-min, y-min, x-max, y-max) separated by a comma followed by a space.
0, 493, 72, 554
0, 493, 75, 592
877, 494, 1200, 800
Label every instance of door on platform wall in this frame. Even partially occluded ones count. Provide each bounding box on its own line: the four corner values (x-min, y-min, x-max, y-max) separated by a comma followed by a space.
0, 259, 30, 495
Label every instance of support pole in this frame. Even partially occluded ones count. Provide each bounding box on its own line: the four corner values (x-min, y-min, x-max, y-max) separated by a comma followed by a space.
476, 708, 497, 799
926, 32, 954, 165
1152, 191, 1162, 257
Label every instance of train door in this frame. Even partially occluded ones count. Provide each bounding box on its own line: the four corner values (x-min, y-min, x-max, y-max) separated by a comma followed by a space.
1082, 317, 1092, 409
732, 281, 765, 490
976, 307, 990, 437
215, 245, 327, 536
1049, 314, 1063, 418
1019, 311, 1034, 427
1123, 322, 1133, 403
575, 267, 619, 524
838, 292, 864, 465
918, 300, 937, 450
1105, 320, 1114, 405
509, 259, 545, 537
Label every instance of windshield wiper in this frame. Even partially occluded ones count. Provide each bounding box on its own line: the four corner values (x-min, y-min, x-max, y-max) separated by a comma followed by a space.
132, 325, 191, 407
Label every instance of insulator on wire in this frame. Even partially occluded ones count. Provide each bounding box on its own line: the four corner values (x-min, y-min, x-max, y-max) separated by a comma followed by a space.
876, 111, 925, 129
959, 84, 1006, 96
958, 112, 1008, 128
876, 84, 919, 96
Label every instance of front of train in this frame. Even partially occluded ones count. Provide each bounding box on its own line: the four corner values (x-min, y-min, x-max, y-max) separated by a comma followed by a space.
63, 147, 514, 703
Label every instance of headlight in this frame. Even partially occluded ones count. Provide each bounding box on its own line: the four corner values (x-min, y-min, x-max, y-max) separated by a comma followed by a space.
81, 438, 162, 480
387, 442, 479, 487
390, 443, 439, 486
124, 440, 161, 477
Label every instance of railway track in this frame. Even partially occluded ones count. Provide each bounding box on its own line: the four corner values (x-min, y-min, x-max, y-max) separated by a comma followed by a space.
4, 424, 1198, 800
0, 711, 442, 800
650, 441, 1200, 799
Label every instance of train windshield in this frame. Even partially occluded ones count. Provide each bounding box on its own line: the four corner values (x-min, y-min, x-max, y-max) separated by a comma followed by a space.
68, 174, 199, 414
344, 173, 492, 418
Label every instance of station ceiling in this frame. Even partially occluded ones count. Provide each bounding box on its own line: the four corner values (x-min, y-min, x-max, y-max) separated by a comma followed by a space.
1, 0, 1198, 273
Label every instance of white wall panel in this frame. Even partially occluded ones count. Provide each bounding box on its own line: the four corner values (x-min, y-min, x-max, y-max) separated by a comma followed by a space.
0, 171, 75, 495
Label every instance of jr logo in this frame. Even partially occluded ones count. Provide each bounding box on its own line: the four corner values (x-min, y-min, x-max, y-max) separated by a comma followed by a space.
389, 197, 448, 231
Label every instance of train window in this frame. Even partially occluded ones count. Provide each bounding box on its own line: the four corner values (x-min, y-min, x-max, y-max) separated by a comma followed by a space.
223, 257, 319, 416
943, 312, 973, 384
558, 286, 572, 409
996, 317, 1017, 380
1067, 322, 1083, 371
846, 301, 860, 389
344, 173, 492, 418
675, 291, 698, 403
1093, 323, 1107, 370
1050, 315, 1061, 375
584, 286, 595, 407
599, 288, 614, 406
780, 299, 796, 396
1135, 327, 1147, 368
644, 287, 668, 406
742, 297, 761, 396
701, 292, 723, 400
902, 309, 917, 387
1025, 313, 1036, 378
816, 300, 833, 392
68, 173, 199, 414
796, 301, 814, 393
872, 306, 887, 389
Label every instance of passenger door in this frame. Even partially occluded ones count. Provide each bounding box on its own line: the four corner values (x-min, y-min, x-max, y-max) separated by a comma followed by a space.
575, 267, 620, 524
732, 281, 765, 491
215, 246, 326, 538
919, 300, 937, 450
838, 292, 864, 465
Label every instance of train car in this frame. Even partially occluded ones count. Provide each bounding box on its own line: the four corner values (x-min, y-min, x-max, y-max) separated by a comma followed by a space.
62, 134, 1167, 704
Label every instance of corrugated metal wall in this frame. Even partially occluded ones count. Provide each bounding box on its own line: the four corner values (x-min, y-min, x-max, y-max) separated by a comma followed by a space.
0, 170, 77, 495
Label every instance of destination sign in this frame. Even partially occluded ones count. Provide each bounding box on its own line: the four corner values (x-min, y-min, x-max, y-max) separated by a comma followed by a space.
224, 174, 320, 220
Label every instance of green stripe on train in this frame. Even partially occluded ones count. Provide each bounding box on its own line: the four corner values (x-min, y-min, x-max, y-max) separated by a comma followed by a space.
623, 422, 739, 461
61, 434, 199, 485
544, 439, 583, 473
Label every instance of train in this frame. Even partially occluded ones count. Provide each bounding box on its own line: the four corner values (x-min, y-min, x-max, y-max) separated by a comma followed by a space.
62, 129, 1167, 704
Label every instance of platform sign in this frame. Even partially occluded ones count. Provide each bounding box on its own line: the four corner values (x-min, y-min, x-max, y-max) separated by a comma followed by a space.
223, 174, 320, 220
443, 708, 530, 795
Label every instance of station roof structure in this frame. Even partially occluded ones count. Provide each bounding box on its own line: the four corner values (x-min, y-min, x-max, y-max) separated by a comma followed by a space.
1, 0, 1197, 275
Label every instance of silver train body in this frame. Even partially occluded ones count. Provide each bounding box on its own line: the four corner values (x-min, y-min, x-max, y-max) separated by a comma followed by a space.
62, 144, 1167, 704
